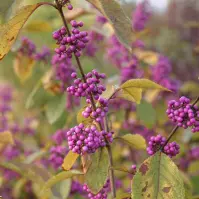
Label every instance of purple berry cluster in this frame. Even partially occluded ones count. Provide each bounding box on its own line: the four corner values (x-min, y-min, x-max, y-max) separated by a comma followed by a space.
167, 96, 199, 132
18, 37, 36, 57
82, 98, 108, 122
107, 35, 143, 83
49, 145, 68, 169
66, 124, 113, 154
67, 70, 106, 100
147, 135, 180, 158
52, 129, 66, 145
132, 0, 151, 32
34, 46, 51, 63
83, 180, 110, 199
53, 20, 89, 58
151, 55, 180, 92
52, 54, 75, 89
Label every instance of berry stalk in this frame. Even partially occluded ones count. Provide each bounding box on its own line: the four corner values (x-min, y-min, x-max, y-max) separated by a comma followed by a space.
54, 1, 116, 198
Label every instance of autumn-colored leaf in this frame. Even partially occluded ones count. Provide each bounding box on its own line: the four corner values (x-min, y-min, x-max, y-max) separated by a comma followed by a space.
0, 3, 45, 60
24, 20, 52, 32
85, 148, 109, 194
132, 152, 185, 199
13, 53, 35, 82
86, 0, 133, 49
62, 151, 79, 171
118, 79, 170, 104
0, 131, 14, 146
114, 134, 146, 150
133, 49, 159, 65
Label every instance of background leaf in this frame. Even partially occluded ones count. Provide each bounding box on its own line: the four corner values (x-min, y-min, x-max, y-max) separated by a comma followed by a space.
86, 0, 133, 49
114, 134, 146, 150
131, 152, 185, 199
45, 94, 66, 124
13, 53, 35, 82
85, 147, 109, 194
41, 170, 83, 197
0, 3, 44, 60
62, 151, 79, 171
136, 100, 156, 128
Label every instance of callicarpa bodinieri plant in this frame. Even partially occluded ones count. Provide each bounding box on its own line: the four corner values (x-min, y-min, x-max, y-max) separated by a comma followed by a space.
0, 0, 199, 199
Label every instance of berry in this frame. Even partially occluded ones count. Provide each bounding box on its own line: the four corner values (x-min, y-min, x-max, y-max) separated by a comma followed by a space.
52, 20, 89, 58
67, 70, 106, 100
82, 97, 109, 122
66, 124, 113, 155
83, 180, 110, 199
147, 134, 180, 158
167, 96, 199, 133
132, 0, 151, 32
49, 145, 68, 169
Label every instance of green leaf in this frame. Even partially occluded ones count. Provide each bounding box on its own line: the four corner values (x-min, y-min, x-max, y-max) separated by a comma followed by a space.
86, 0, 133, 49
115, 134, 146, 150
46, 94, 66, 124
41, 170, 83, 197
118, 79, 170, 104
77, 106, 93, 125
131, 152, 185, 199
51, 179, 72, 199
85, 148, 109, 194
136, 100, 156, 128
0, 3, 44, 60
24, 150, 47, 164
62, 151, 79, 171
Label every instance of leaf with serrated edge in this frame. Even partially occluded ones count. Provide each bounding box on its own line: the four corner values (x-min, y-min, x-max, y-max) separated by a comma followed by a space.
119, 79, 170, 104
0, 3, 44, 60
86, 0, 133, 49
132, 152, 185, 199
85, 148, 109, 194
62, 151, 79, 171
115, 134, 146, 150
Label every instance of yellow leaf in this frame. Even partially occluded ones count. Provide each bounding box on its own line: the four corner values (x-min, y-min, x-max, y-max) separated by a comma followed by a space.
0, 131, 14, 145
119, 79, 170, 104
86, 0, 134, 49
62, 151, 79, 171
133, 49, 159, 65
115, 134, 146, 150
0, 3, 44, 60
24, 20, 52, 32
42, 69, 62, 94
13, 53, 35, 82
